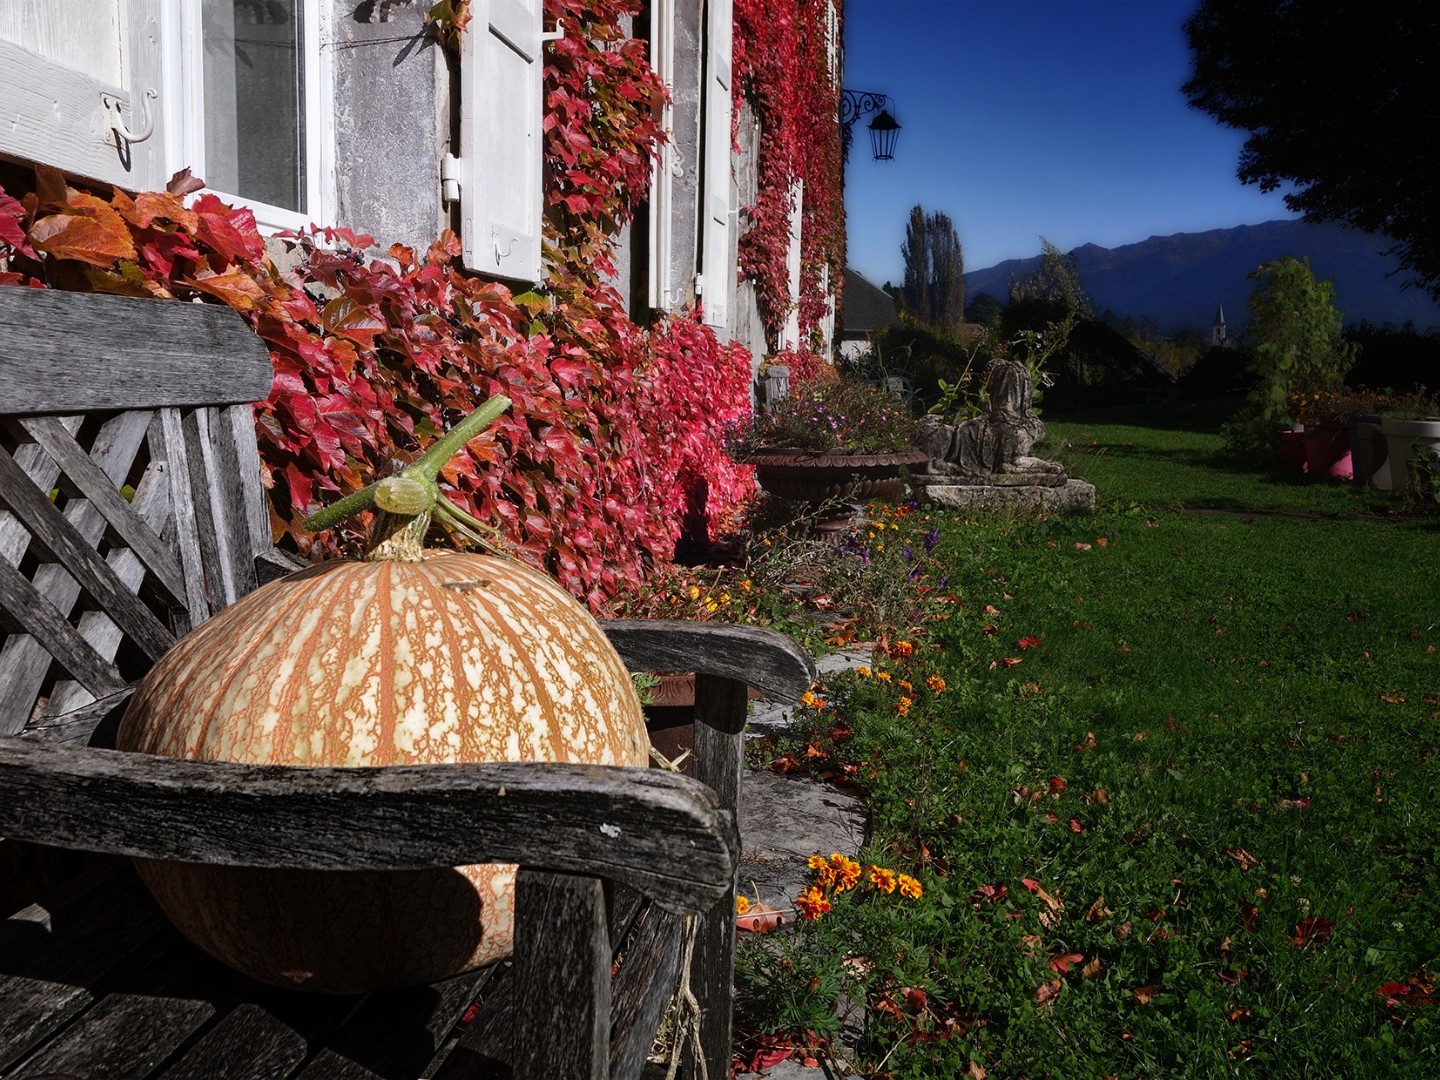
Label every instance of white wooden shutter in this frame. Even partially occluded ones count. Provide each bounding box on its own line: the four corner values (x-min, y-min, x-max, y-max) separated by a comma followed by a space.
0, 0, 165, 192
779, 179, 803, 350
460, 0, 544, 283
647, 0, 677, 311
700, 0, 733, 330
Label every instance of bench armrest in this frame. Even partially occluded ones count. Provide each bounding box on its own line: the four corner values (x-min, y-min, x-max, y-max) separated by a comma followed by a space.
599, 619, 816, 702
0, 738, 735, 915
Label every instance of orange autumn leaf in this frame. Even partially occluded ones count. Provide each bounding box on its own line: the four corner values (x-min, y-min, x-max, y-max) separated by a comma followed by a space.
1082, 957, 1104, 980
1048, 952, 1084, 974
185, 267, 268, 309
28, 212, 136, 266
1227, 847, 1262, 871
1132, 985, 1159, 1005
1034, 978, 1063, 1005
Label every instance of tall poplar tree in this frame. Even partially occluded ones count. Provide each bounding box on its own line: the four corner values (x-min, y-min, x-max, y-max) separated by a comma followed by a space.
901, 205, 965, 334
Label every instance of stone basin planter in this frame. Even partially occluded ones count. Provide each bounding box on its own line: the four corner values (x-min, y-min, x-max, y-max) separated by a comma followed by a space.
1378, 416, 1440, 491
747, 447, 929, 531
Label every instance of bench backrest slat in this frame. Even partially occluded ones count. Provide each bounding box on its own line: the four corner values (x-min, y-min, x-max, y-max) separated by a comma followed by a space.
0, 289, 275, 735
0, 289, 273, 414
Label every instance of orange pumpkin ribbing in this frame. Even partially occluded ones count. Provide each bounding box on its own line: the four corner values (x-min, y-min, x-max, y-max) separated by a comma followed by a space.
117, 550, 647, 992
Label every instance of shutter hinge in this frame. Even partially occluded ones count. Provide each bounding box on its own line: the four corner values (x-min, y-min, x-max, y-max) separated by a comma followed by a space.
441, 154, 462, 204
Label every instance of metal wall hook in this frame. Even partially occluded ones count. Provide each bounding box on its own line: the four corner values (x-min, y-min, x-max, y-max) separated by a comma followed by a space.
102, 88, 158, 145
541, 19, 565, 42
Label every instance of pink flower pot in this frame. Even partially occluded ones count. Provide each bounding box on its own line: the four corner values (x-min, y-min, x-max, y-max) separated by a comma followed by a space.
1303, 424, 1353, 480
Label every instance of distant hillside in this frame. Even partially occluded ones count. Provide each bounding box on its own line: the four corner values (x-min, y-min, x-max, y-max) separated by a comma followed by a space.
963, 221, 1440, 333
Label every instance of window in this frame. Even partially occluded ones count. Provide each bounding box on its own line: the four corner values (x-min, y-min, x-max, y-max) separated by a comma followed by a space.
0, 1, 331, 231
167, 0, 333, 231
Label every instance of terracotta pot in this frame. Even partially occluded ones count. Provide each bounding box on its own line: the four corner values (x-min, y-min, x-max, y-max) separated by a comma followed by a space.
747, 447, 928, 530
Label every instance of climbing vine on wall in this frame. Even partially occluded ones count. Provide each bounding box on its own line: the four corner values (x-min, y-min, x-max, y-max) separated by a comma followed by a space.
734, 0, 845, 356
0, 0, 762, 610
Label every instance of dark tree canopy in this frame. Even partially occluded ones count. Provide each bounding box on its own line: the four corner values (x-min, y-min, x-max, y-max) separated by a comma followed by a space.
901, 205, 965, 333
1183, 1, 1440, 300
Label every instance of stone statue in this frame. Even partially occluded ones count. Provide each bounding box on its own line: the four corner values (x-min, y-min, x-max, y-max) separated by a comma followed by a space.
918, 358, 1066, 485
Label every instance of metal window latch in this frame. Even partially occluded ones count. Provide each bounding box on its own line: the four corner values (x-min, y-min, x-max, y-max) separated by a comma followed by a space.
101, 88, 158, 145
441, 154, 461, 204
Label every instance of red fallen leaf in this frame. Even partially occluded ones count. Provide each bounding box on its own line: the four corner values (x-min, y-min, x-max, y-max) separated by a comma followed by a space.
904, 987, 928, 1012
1046, 540, 1058, 548
1049, 952, 1084, 974
1290, 916, 1335, 948
167, 166, 206, 196
1075, 732, 1097, 753
1096, 537, 1109, 547
1217, 968, 1251, 986
770, 752, 803, 774
1034, 978, 1063, 1005
1132, 984, 1159, 1005
1069, 818, 1085, 834
1074, 542, 1092, 551
981, 623, 999, 635
1345, 611, 1368, 622
984, 604, 1001, 615
971, 883, 1008, 903
1048, 777, 1067, 794
1018, 636, 1044, 650
736, 902, 786, 933
1239, 901, 1259, 933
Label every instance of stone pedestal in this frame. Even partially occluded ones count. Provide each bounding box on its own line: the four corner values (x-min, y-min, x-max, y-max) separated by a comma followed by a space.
913, 476, 1096, 514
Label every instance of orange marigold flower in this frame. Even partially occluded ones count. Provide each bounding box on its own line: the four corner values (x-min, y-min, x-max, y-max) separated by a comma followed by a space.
868, 866, 898, 893
898, 679, 914, 693
926, 674, 946, 694
895, 695, 913, 716
807, 854, 830, 872
736, 894, 751, 915
856, 665, 872, 678
876, 671, 893, 684
830, 854, 862, 891
898, 874, 923, 899
796, 886, 831, 921
800, 690, 818, 707
894, 640, 914, 657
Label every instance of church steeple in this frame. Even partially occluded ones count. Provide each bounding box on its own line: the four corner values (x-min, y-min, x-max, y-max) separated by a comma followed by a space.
1211, 303, 1228, 347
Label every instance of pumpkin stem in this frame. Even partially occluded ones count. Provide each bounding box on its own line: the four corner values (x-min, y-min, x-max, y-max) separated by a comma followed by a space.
300, 395, 513, 563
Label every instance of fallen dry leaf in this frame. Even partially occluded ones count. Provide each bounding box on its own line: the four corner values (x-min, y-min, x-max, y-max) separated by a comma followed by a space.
1132, 984, 1159, 1005
1227, 847, 1262, 871
1082, 957, 1103, 980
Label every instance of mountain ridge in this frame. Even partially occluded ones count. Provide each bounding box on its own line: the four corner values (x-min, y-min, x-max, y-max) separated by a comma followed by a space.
962, 220, 1440, 333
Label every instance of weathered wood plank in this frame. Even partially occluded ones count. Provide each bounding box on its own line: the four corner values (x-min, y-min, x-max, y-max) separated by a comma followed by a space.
294, 969, 495, 1080
608, 901, 684, 1080
22, 688, 133, 743
0, 290, 273, 415
0, 742, 738, 913
158, 1002, 316, 1080
212, 404, 264, 600
157, 409, 214, 627
0, 411, 155, 725
684, 675, 749, 1080
20, 414, 187, 601
45, 456, 175, 717
600, 620, 815, 706
182, 408, 239, 609
0, 443, 175, 661
0, 557, 128, 699
0, 866, 170, 1075
512, 871, 610, 1080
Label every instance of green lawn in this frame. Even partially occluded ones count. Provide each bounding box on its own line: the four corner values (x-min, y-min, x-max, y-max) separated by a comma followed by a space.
736, 403, 1440, 1078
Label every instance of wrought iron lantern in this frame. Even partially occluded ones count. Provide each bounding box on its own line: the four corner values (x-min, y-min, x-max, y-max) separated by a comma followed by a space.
867, 109, 901, 162
840, 90, 901, 163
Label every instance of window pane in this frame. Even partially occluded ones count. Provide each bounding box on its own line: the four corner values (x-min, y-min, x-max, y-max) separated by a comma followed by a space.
202, 0, 304, 212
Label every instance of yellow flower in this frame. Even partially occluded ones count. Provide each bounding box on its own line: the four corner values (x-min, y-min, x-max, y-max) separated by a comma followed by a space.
704, 599, 718, 613
926, 674, 946, 694
890, 523, 900, 531
736, 894, 751, 915
876, 671, 892, 683
868, 865, 898, 893
807, 853, 830, 872
895, 695, 913, 716
856, 665, 872, 678
800, 690, 818, 707
895, 640, 914, 657
898, 679, 914, 693
687, 585, 701, 600
720, 592, 731, 604
897, 874, 923, 900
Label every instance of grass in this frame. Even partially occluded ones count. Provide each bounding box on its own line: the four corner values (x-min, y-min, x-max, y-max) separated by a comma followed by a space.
734, 402, 1440, 1078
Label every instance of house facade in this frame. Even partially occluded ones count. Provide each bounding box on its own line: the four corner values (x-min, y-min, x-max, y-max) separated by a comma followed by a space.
0, 0, 836, 367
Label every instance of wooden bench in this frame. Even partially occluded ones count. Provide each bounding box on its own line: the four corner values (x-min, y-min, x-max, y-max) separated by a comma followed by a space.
0, 288, 815, 1079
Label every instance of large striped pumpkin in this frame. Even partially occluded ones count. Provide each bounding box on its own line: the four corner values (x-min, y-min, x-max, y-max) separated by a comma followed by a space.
116, 549, 648, 993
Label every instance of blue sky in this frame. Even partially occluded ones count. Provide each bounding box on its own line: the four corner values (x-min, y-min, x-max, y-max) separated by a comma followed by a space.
842, 0, 1299, 287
